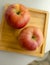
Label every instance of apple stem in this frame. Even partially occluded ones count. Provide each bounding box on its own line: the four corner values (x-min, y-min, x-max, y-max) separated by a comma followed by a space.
17, 11, 20, 15
32, 36, 36, 39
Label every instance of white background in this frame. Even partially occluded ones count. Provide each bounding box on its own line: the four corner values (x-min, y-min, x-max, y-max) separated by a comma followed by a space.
0, 0, 50, 65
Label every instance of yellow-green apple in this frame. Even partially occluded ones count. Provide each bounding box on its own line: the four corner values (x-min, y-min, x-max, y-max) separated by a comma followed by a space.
5, 4, 30, 29
19, 26, 43, 50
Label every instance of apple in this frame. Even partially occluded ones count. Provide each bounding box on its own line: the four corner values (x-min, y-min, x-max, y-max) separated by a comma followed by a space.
5, 4, 30, 29
19, 26, 43, 50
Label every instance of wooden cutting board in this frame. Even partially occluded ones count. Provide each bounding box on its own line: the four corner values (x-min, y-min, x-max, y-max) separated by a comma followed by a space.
0, 4, 49, 57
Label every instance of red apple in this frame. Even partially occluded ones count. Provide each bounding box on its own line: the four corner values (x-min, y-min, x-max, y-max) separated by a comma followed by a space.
5, 4, 30, 29
19, 26, 43, 50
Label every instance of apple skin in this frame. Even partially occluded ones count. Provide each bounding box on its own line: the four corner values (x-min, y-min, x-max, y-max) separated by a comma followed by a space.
5, 4, 30, 29
19, 26, 43, 50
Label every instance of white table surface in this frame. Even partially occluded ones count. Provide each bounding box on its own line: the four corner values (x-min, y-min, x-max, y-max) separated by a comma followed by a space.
0, 0, 50, 65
